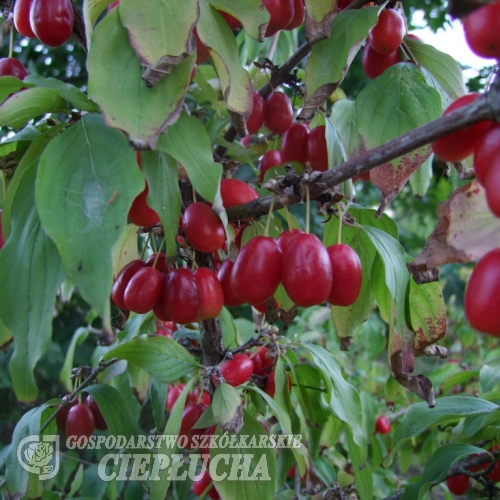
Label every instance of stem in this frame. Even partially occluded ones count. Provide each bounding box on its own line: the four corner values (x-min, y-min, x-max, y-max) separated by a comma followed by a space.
264, 194, 277, 237
336, 203, 342, 245
140, 232, 151, 261
152, 237, 165, 267
284, 205, 293, 231
8, 22, 13, 59
305, 184, 310, 234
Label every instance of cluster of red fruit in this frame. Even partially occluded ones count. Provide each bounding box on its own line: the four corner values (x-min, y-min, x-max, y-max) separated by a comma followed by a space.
55, 394, 107, 440
430, 93, 500, 338
13, 0, 74, 47
446, 445, 500, 495
362, 8, 406, 80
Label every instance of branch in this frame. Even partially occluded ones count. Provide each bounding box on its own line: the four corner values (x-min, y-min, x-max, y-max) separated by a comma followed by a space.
226, 79, 500, 222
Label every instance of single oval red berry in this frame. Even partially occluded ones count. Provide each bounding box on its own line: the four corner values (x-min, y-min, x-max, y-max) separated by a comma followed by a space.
474, 123, 500, 186
162, 268, 202, 324
220, 178, 259, 209
307, 125, 328, 172
263, 0, 295, 37
446, 474, 470, 496
128, 184, 160, 227
55, 396, 76, 433
85, 395, 107, 430
281, 122, 309, 164
463, 2, 500, 60
217, 259, 244, 307
166, 384, 184, 412
246, 91, 265, 135
375, 415, 391, 434
285, 0, 305, 30
368, 9, 406, 55
179, 402, 207, 450
183, 202, 226, 253
13, 0, 37, 38
464, 248, 500, 336
193, 267, 224, 320
123, 266, 164, 314
362, 41, 401, 79
217, 353, 254, 387
264, 92, 294, 135
111, 260, 147, 311
326, 244, 363, 306
259, 149, 282, 181
66, 403, 95, 440
0, 58, 28, 80
277, 228, 304, 253
30, 0, 74, 47
194, 28, 210, 64
484, 156, 500, 217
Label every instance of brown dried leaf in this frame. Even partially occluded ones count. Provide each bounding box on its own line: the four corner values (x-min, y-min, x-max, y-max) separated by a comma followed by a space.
304, 0, 337, 44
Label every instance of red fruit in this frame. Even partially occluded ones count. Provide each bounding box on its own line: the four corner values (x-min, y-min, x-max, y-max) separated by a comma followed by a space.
153, 299, 172, 322
219, 10, 240, 30
362, 41, 401, 79
145, 252, 168, 273
287, 465, 296, 479
368, 9, 406, 55
264, 92, 294, 135
263, 0, 295, 37
217, 259, 244, 307
484, 157, 500, 217
193, 468, 220, 499
337, 0, 352, 11
253, 297, 279, 314
474, 123, 500, 186
13, 0, 37, 38
194, 28, 210, 64
307, 125, 328, 172
188, 387, 212, 406
282, 233, 333, 307
431, 93, 491, 162
277, 228, 304, 253
375, 415, 391, 434
259, 150, 282, 181
156, 319, 176, 337
162, 268, 202, 324
488, 459, 500, 483
220, 178, 259, 208
111, 260, 146, 311
0, 58, 28, 80
446, 474, 470, 496
108, 0, 119, 10
230, 236, 283, 305
193, 267, 224, 320
254, 347, 275, 375
166, 384, 184, 412
281, 123, 309, 164
463, 2, 500, 60
183, 203, 226, 253
179, 402, 207, 450
217, 353, 254, 387
326, 244, 363, 306
85, 395, 107, 430
123, 266, 163, 314
285, 0, 305, 30
30, 0, 74, 47
266, 370, 292, 397
66, 403, 95, 439
246, 91, 265, 135
128, 184, 160, 227
55, 396, 76, 433
464, 248, 500, 336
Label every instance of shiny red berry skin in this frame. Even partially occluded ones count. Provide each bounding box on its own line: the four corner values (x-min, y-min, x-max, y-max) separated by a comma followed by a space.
263, 0, 295, 37
446, 474, 470, 496
368, 9, 405, 55
0, 58, 28, 80
277, 228, 304, 253
362, 42, 400, 79
375, 415, 391, 434
219, 10, 240, 30
282, 233, 333, 307
217, 259, 244, 307
484, 157, 500, 217
66, 403, 95, 439
217, 353, 254, 387
193, 468, 220, 499
220, 178, 259, 208
13, 0, 37, 38
85, 395, 107, 430
30, 0, 74, 47
281, 122, 309, 164
111, 260, 147, 311
145, 252, 168, 273
55, 396, 76, 433
179, 402, 207, 450
166, 384, 184, 412
246, 91, 265, 135
264, 92, 294, 135
254, 347, 275, 375
123, 266, 163, 314
128, 185, 160, 227
194, 28, 210, 64
285, 0, 305, 30
193, 267, 224, 320
326, 244, 363, 306
162, 268, 202, 324
474, 123, 500, 186
464, 2, 500, 59
431, 93, 492, 162
266, 370, 292, 397
464, 248, 500, 336
259, 150, 282, 181
183, 202, 226, 253
307, 125, 328, 172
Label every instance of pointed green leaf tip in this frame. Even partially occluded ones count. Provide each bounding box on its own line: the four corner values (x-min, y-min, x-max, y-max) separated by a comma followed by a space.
35, 114, 144, 332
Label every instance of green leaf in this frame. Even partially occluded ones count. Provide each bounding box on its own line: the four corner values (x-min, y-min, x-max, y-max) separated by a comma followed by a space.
85, 384, 142, 438
23, 75, 100, 112
210, 410, 277, 500
141, 151, 181, 258
83, 0, 116, 41
212, 383, 241, 426
409, 154, 433, 198
120, 0, 198, 65
384, 396, 499, 467
67, 464, 84, 498
329, 99, 364, 159
158, 112, 223, 207
60, 327, 90, 392
219, 306, 238, 349
404, 36, 466, 109
400, 443, 485, 500
304, 0, 339, 43
150, 378, 168, 432
480, 365, 500, 394
0, 75, 35, 104
0, 162, 65, 403
325, 119, 347, 168
0, 315, 12, 353
303, 7, 380, 116
87, 9, 194, 149
128, 362, 151, 404
36, 114, 144, 332
197, 0, 253, 134
111, 223, 140, 282
103, 335, 199, 382
0, 87, 69, 128
209, 0, 269, 41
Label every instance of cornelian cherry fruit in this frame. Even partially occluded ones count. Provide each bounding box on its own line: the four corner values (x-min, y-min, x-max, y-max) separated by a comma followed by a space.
277, 228, 304, 253
193, 468, 220, 499
217, 353, 254, 387
326, 244, 363, 306
193, 267, 224, 320
66, 403, 95, 439
264, 92, 294, 135
362, 41, 400, 79
246, 91, 265, 135
285, 0, 305, 30
375, 415, 391, 434
183, 202, 225, 253
0, 58, 28, 80
266, 370, 292, 397
263, 0, 295, 37
162, 268, 202, 324
13, 0, 36, 38
220, 178, 259, 208
463, 2, 500, 60
281, 122, 309, 164
128, 184, 160, 227
85, 395, 107, 430
368, 9, 405, 55
474, 123, 500, 186
111, 260, 146, 311
55, 396, 76, 433
446, 474, 470, 496
30, 0, 74, 47
308, 125, 328, 172
179, 402, 207, 450
259, 150, 282, 181
123, 266, 163, 314
217, 260, 244, 307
